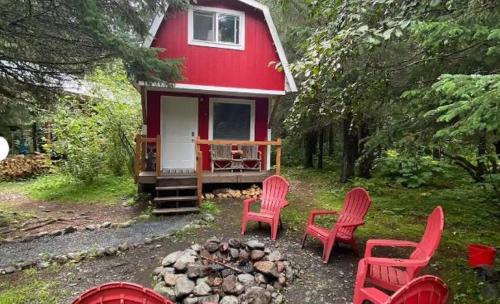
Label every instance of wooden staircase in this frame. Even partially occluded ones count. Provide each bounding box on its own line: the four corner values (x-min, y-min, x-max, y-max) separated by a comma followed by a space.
153, 175, 199, 214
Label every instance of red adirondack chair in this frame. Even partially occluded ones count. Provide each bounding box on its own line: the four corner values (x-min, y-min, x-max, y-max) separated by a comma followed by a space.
354, 206, 445, 300
72, 282, 175, 304
353, 275, 448, 304
301, 187, 372, 263
241, 175, 290, 240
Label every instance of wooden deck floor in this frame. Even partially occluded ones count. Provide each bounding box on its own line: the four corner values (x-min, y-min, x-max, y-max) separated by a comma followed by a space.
138, 170, 274, 184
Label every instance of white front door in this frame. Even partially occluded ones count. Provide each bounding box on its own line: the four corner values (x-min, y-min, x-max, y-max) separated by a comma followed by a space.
161, 96, 198, 170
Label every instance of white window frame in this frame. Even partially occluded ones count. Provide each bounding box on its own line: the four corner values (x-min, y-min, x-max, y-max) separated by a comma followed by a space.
188, 5, 245, 51
209, 98, 255, 141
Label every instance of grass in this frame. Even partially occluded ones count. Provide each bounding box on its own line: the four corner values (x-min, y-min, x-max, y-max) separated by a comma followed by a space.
26, 173, 136, 204
282, 166, 500, 304
0, 268, 63, 304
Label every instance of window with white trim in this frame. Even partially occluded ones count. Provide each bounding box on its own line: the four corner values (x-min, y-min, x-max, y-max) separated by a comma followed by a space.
210, 100, 255, 140
189, 6, 245, 50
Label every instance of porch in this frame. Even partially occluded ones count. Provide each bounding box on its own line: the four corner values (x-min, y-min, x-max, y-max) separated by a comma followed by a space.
134, 135, 282, 213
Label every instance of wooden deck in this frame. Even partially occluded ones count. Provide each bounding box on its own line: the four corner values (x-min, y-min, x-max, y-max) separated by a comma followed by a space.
138, 170, 274, 185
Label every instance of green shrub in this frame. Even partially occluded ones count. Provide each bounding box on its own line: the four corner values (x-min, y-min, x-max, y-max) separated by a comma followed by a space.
374, 150, 448, 188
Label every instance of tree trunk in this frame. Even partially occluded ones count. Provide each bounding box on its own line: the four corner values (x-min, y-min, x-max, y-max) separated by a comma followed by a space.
357, 122, 374, 178
318, 128, 324, 169
328, 123, 334, 156
341, 116, 357, 183
477, 132, 488, 177
32, 122, 38, 152
304, 131, 316, 168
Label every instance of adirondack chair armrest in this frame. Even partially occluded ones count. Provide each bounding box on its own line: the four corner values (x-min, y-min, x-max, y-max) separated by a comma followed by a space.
280, 199, 289, 208
365, 239, 419, 257
308, 210, 338, 225
365, 257, 428, 268
243, 198, 260, 213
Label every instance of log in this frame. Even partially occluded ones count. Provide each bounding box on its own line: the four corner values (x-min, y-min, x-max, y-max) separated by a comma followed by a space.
200, 256, 243, 273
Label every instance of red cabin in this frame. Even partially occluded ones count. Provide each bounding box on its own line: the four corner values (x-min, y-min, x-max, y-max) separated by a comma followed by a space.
134, 0, 296, 214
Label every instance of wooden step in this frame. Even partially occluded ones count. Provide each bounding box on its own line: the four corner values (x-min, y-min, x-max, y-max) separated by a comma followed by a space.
153, 196, 198, 203
156, 185, 198, 191
157, 176, 197, 187
153, 207, 199, 214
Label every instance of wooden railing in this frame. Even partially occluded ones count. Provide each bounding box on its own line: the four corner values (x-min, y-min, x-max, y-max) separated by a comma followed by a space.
194, 137, 283, 202
134, 135, 162, 182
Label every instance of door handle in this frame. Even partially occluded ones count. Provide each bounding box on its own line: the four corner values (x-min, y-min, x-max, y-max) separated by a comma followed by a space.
191, 131, 195, 137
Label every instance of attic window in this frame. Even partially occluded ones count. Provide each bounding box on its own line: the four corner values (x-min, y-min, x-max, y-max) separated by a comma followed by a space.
189, 6, 245, 50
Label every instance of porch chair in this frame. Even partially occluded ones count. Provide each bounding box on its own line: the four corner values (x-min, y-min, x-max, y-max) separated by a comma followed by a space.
301, 187, 372, 263
239, 145, 262, 171
353, 275, 448, 304
72, 282, 174, 304
241, 175, 290, 240
210, 144, 233, 172
353, 206, 445, 299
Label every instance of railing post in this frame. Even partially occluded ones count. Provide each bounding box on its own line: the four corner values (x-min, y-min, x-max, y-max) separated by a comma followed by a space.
134, 134, 142, 182
195, 137, 203, 204
156, 134, 161, 177
275, 138, 282, 176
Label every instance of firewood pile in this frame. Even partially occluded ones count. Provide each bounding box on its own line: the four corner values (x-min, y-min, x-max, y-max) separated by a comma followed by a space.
204, 185, 262, 200
0, 154, 51, 181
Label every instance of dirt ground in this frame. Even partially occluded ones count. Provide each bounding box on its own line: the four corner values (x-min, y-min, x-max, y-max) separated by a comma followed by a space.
0, 191, 142, 240
1, 180, 359, 304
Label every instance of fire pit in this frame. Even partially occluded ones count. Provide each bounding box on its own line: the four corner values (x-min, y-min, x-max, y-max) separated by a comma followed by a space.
153, 237, 293, 304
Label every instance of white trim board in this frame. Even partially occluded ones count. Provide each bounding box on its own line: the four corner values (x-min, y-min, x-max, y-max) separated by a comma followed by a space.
140, 82, 286, 97
208, 98, 256, 141
142, 1, 297, 93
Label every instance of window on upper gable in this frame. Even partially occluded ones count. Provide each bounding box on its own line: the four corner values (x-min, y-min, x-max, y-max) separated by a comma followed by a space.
189, 6, 245, 50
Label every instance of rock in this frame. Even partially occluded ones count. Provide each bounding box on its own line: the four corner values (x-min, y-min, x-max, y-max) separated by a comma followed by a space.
220, 295, 239, 304
85, 225, 96, 230
267, 251, 282, 262
244, 286, 271, 304
239, 249, 249, 261
228, 238, 241, 248
220, 242, 229, 252
276, 262, 285, 273
206, 236, 220, 243
201, 213, 215, 222
4, 266, 16, 274
246, 240, 265, 250
54, 255, 68, 264
174, 253, 197, 272
197, 294, 220, 303
191, 243, 202, 252
205, 241, 219, 253
175, 275, 195, 299
36, 231, 48, 238
162, 251, 183, 266
237, 273, 255, 286
118, 241, 129, 251
229, 248, 239, 260
49, 229, 63, 236
117, 220, 134, 228
186, 264, 207, 279
154, 282, 176, 299
162, 267, 175, 275
274, 294, 284, 304
104, 246, 117, 256
222, 274, 238, 294
193, 281, 211, 296
278, 274, 286, 285
255, 273, 268, 284
101, 221, 112, 228
284, 263, 294, 281
63, 226, 77, 234
182, 296, 199, 304
210, 277, 223, 287
254, 261, 279, 278
164, 273, 177, 287
250, 250, 265, 261
153, 266, 163, 276
37, 261, 50, 269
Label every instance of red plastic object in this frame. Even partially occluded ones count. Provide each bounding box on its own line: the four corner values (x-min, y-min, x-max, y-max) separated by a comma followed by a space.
241, 175, 290, 240
71, 282, 174, 304
468, 244, 496, 268
301, 187, 372, 263
353, 206, 445, 301
354, 274, 448, 304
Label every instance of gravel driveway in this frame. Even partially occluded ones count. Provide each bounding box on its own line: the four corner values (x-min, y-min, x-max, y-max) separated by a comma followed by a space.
0, 216, 193, 267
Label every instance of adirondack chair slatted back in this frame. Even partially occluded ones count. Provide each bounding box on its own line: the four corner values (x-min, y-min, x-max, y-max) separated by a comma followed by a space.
211, 144, 232, 159
408, 206, 445, 276
389, 275, 448, 304
336, 188, 372, 237
261, 175, 289, 213
240, 145, 259, 159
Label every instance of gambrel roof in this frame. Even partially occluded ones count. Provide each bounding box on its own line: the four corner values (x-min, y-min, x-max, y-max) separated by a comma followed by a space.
143, 0, 297, 92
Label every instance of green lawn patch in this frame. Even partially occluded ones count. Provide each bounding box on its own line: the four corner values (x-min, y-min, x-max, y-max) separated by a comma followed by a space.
27, 173, 136, 204
283, 167, 500, 304
0, 269, 62, 304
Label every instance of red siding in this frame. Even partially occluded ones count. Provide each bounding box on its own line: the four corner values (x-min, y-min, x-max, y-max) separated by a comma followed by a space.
147, 91, 269, 170
152, 0, 285, 91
